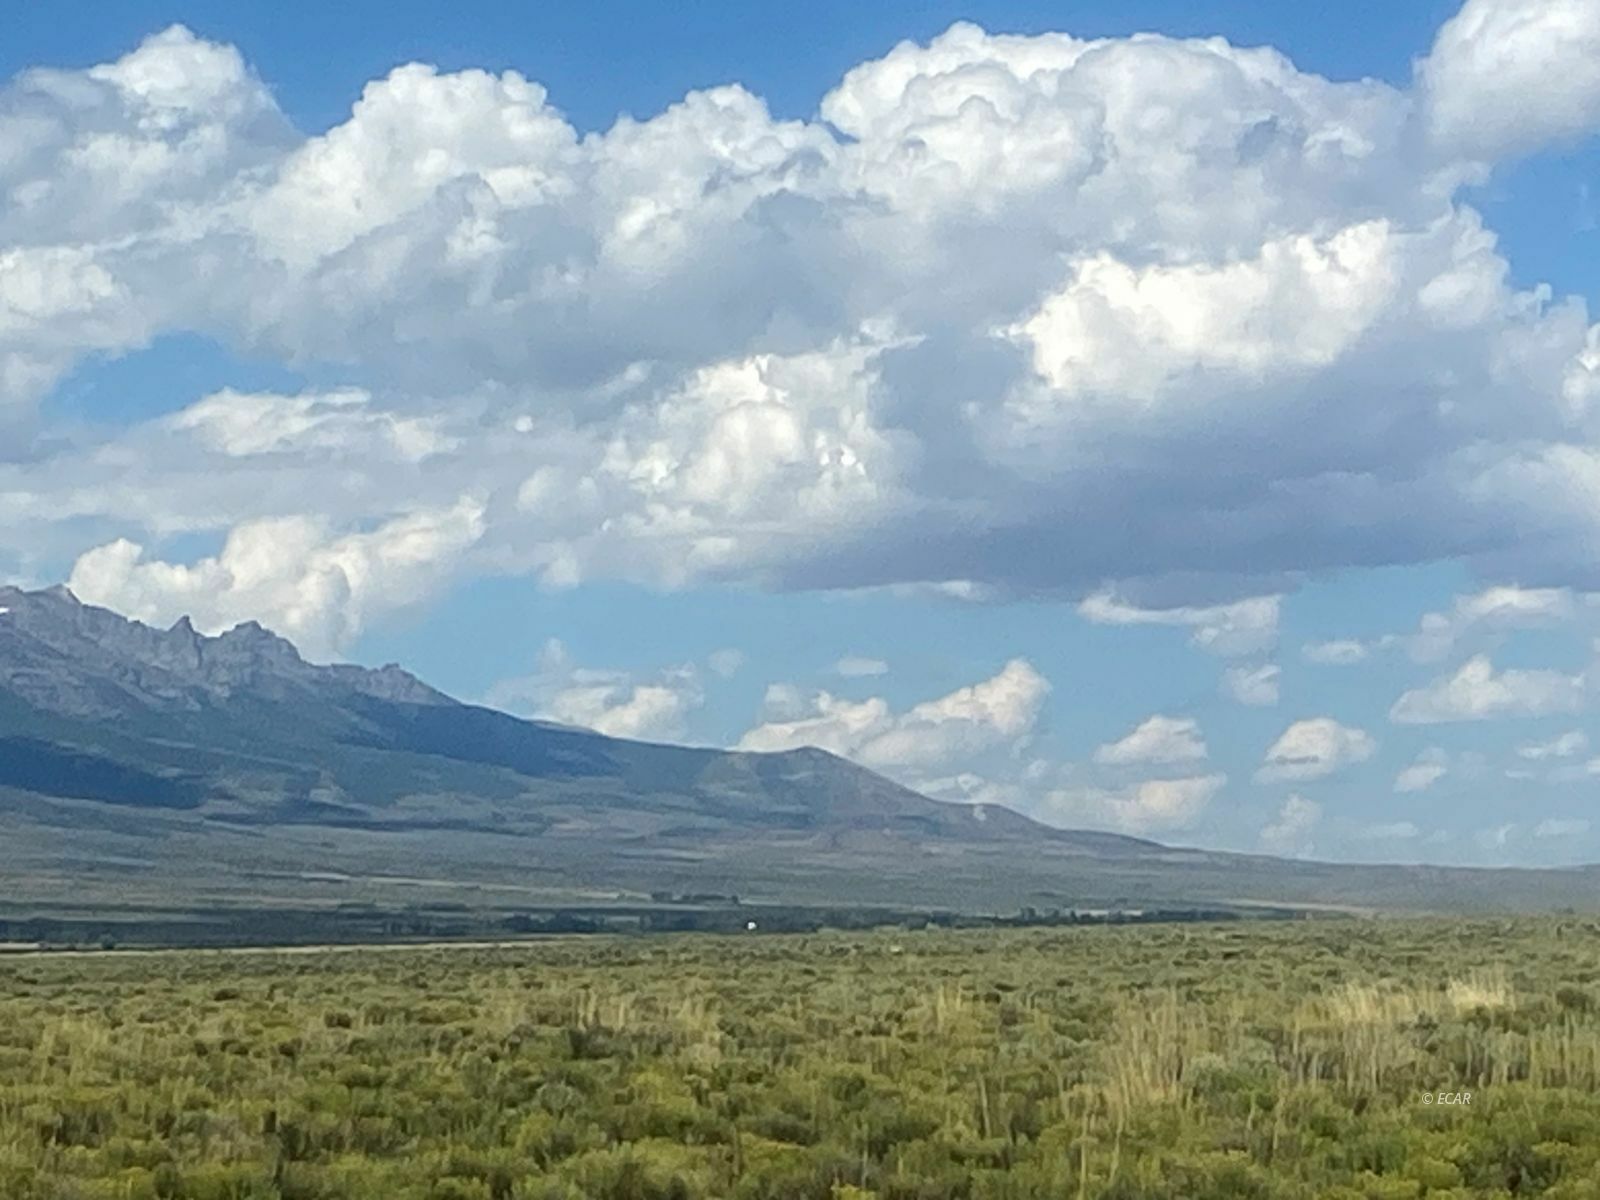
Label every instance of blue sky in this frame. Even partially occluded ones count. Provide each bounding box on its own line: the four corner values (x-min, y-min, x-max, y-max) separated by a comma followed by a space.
3, 0, 1600, 864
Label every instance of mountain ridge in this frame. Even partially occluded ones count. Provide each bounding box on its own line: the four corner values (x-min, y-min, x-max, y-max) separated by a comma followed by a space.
3, 585, 1600, 920
0, 584, 1155, 851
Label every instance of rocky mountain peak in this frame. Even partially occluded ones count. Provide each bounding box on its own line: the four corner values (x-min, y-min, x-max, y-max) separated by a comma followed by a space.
210, 619, 304, 664
0, 586, 448, 716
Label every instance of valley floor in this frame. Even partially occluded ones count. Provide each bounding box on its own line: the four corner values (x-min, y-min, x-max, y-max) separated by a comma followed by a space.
3, 919, 1598, 1198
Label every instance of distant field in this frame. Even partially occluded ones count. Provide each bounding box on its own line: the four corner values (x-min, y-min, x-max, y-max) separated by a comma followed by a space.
5, 920, 1600, 1198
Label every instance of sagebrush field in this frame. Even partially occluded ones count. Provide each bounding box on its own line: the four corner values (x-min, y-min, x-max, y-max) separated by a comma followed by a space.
5, 919, 1600, 1199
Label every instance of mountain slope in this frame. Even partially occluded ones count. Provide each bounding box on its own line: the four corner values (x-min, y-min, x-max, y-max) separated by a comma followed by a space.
3, 584, 1599, 921
0, 585, 1151, 868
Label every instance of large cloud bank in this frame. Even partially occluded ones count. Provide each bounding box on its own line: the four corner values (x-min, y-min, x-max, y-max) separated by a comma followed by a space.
4, 5, 1600, 646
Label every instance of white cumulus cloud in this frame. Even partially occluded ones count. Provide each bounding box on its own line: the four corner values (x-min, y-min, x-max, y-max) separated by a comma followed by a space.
1077, 592, 1280, 657
1302, 639, 1372, 666
1093, 715, 1208, 766
168, 388, 456, 462
1260, 795, 1322, 858
1257, 717, 1376, 782
546, 682, 696, 742
1014, 222, 1399, 403
1221, 663, 1280, 706
1422, 0, 1600, 163
485, 639, 704, 742
1390, 655, 1586, 723
1407, 585, 1580, 663
1517, 730, 1589, 760
1040, 774, 1226, 837
67, 497, 484, 660
737, 658, 1049, 772
1394, 748, 1450, 793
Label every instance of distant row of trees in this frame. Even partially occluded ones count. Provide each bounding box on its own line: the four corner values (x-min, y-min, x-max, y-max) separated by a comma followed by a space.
0, 899, 1296, 952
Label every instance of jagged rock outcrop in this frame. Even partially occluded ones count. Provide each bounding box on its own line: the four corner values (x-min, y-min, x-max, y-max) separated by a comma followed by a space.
0, 586, 447, 716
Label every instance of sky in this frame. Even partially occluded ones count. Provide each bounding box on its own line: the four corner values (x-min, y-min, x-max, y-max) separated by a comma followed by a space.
2, 0, 1600, 866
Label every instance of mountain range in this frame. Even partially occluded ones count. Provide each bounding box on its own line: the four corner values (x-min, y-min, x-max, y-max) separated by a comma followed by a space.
3, 584, 1599, 931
